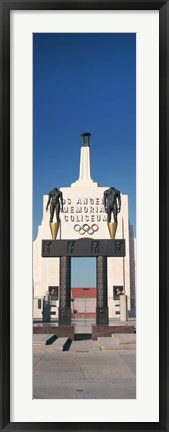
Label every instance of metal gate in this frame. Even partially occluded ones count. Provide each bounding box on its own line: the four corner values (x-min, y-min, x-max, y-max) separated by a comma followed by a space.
71, 297, 96, 320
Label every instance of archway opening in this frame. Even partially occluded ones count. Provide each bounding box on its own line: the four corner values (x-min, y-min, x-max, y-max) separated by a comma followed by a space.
71, 258, 96, 322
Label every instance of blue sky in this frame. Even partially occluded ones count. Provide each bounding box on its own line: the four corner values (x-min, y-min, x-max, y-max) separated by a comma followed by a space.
33, 33, 136, 286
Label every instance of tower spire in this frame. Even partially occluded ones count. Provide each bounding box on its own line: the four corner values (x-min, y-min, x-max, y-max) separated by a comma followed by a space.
79, 132, 92, 181
71, 132, 98, 187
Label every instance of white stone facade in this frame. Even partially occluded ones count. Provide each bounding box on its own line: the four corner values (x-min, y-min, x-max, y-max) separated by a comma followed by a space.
33, 136, 136, 319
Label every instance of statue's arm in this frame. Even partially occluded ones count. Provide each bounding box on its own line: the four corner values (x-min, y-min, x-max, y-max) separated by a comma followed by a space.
46, 194, 51, 211
117, 192, 121, 212
103, 190, 108, 212
60, 191, 63, 211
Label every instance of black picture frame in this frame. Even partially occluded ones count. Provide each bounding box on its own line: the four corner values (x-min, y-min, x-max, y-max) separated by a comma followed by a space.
0, 0, 168, 430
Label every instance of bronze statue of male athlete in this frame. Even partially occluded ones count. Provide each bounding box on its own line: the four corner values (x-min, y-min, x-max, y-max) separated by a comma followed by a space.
46, 188, 63, 223
103, 187, 121, 223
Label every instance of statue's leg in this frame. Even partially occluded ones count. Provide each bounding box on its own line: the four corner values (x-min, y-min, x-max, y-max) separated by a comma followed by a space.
50, 203, 54, 223
113, 203, 118, 223
107, 205, 111, 223
55, 202, 60, 223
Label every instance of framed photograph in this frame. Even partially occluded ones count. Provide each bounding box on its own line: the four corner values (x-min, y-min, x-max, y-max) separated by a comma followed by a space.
0, 0, 168, 430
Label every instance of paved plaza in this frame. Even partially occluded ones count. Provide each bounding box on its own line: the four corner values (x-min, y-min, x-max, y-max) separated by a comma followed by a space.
33, 320, 136, 399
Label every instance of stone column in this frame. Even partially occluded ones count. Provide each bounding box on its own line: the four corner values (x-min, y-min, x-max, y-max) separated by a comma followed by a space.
120, 295, 128, 321
59, 256, 71, 325
96, 256, 109, 325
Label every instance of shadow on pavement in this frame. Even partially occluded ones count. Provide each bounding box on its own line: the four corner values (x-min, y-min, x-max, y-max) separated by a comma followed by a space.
75, 333, 92, 341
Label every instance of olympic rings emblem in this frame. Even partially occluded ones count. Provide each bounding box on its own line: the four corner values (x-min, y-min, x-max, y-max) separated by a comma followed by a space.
74, 223, 99, 235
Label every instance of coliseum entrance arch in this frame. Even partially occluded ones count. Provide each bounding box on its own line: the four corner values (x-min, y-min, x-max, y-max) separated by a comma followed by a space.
42, 237, 125, 326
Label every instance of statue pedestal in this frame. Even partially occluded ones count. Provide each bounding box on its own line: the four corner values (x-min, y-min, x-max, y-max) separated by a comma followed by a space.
120, 295, 128, 321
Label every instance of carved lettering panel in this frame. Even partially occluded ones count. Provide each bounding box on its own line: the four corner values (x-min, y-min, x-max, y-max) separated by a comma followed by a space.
42, 241, 52, 255
42, 239, 125, 257
115, 240, 123, 255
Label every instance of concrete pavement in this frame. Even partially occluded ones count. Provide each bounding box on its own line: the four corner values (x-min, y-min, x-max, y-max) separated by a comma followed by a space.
33, 327, 136, 399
